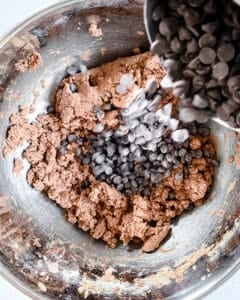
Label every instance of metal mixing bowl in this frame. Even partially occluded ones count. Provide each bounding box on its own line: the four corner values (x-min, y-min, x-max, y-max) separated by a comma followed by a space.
0, 0, 239, 299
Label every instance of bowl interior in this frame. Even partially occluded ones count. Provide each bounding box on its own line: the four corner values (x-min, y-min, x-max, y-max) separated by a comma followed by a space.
0, 0, 239, 299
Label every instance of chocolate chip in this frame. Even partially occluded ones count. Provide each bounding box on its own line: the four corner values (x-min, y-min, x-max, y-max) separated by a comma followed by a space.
221, 29, 233, 43
160, 144, 168, 154
195, 149, 203, 158
203, 149, 211, 158
193, 76, 205, 91
179, 108, 199, 123
95, 154, 105, 164
196, 65, 211, 76
167, 60, 183, 80
166, 153, 174, 163
176, 4, 187, 16
152, 5, 166, 22
47, 105, 55, 113
179, 148, 187, 157
206, 88, 222, 101
67, 65, 78, 75
207, 97, 218, 111
199, 34, 216, 48
30, 27, 48, 47
96, 109, 105, 120
195, 110, 208, 123
103, 103, 112, 111
175, 173, 183, 181
179, 98, 193, 109
233, 89, 240, 104
170, 37, 185, 54
116, 184, 124, 191
150, 38, 169, 55
192, 94, 208, 108
217, 105, 231, 121
146, 79, 158, 96
173, 87, 185, 97
70, 83, 78, 93
211, 160, 220, 167
218, 78, 227, 88
185, 153, 193, 164
207, 79, 218, 89
168, 0, 179, 10
93, 123, 104, 133
199, 47, 216, 64
183, 8, 200, 26
228, 116, 237, 128
186, 39, 198, 53
236, 111, 240, 126
212, 62, 229, 80
225, 2, 235, 15
105, 166, 113, 175
181, 53, 195, 64
188, 0, 204, 7
159, 18, 178, 38
197, 127, 210, 136
186, 122, 197, 134
221, 86, 231, 98
183, 69, 197, 78
157, 154, 164, 161
201, 21, 219, 34
230, 65, 240, 78
188, 56, 200, 69
224, 16, 234, 28
164, 52, 178, 59
173, 80, 188, 91
232, 28, 240, 41
187, 26, 200, 38
171, 129, 189, 143
226, 98, 240, 111
178, 26, 192, 41
227, 76, 240, 93
233, 10, 240, 27
68, 134, 76, 142
203, 0, 217, 14
79, 64, 88, 74
217, 44, 235, 62
161, 159, 170, 169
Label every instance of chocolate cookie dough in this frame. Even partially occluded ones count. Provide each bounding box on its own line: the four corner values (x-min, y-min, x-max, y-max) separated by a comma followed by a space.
4, 53, 217, 252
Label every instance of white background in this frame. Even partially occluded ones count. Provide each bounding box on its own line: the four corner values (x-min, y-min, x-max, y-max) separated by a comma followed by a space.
0, 0, 239, 299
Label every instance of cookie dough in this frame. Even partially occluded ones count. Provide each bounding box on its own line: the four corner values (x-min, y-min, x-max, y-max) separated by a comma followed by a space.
4, 53, 216, 252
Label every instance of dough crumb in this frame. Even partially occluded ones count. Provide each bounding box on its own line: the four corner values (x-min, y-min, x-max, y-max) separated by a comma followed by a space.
15, 52, 42, 72
13, 158, 24, 175
227, 155, 234, 164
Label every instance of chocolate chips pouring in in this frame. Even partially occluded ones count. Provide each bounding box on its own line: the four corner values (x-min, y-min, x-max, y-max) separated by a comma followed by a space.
151, 0, 240, 128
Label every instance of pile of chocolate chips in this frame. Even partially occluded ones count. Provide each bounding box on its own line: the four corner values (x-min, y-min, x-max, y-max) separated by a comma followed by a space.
151, 0, 240, 128
75, 82, 212, 196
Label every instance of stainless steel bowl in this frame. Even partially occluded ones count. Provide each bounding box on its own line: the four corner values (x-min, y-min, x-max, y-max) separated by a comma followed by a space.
0, 0, 239, 299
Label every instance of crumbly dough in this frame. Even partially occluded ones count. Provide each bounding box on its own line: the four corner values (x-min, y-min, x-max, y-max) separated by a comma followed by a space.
4, 53, 216, 252
15, 52, 42, 72
56, 52, 164, 126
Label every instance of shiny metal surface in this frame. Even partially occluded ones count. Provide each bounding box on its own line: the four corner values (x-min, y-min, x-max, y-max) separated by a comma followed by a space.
0, 0, 239, 299
144, 0, 240, 134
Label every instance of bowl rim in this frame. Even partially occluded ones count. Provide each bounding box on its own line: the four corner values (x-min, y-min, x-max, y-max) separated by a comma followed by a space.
0, 0, 239, 299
